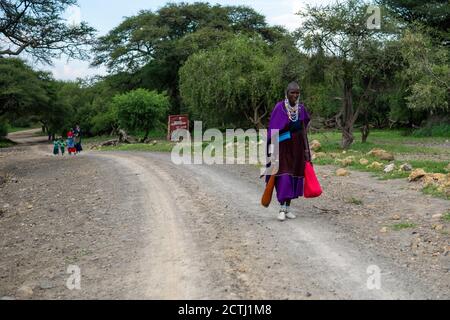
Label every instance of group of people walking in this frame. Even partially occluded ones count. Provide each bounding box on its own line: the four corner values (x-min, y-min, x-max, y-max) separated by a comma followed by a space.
53, 125, 82, 156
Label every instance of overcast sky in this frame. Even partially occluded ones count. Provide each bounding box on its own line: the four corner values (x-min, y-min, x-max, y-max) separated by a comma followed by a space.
31, 0, 333, 80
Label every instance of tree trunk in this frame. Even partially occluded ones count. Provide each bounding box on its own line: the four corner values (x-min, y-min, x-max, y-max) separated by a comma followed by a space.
361, 109, 370, 143
340, 61, 359, 149
361, 124, 369, 143
118, 129, 131, 143
341, 64, 354, 149
141, 128, 150, 143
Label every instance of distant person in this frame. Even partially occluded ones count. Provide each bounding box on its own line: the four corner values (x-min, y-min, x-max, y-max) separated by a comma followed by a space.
52, 139, 60, 156
67, 129, 76, 155
59, 137, 66, 156
73, 124, 82, 153
265, 81, 312, 221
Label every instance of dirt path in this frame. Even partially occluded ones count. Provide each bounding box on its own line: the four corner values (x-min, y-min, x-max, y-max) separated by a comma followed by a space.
0, 131, 449, 299
7, 128, 48, 145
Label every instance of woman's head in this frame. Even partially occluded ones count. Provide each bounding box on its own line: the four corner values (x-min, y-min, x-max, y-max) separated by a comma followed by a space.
285, 82, 300, 106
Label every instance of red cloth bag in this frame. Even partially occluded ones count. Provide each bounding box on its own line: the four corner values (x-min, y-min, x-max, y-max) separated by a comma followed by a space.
304, 161, 322, 198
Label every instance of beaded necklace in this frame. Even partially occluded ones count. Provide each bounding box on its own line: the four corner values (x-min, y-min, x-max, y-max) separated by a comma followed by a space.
284, 98, 299, 122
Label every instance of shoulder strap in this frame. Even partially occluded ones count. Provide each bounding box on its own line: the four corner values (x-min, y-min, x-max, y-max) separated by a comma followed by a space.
302, 119, 311, 161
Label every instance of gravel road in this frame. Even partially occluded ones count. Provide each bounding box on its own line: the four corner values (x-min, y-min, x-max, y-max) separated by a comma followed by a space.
1, 130, 449, 299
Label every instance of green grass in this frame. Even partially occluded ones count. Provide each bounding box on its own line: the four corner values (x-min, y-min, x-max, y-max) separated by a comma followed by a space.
422, 185, 450, 200
334, 128, 448, 143
130, 128, 166, 140
82, 135, 118, 144
91, 128, 450, 200
345, 197, 363, 205
310, 130, 450, 156
391, 222, 417, 231
100, 142, 175, 153
310, 129, 449, 200
7, 125, 41, 133
412, 123, 450, 138
443, 213, 450, 222
0, 138, 16, 148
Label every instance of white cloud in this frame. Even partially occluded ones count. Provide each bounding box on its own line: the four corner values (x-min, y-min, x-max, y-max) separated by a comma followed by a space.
49, 60, 107, 81
268, 13, 303, 31
266, 0, 328, 31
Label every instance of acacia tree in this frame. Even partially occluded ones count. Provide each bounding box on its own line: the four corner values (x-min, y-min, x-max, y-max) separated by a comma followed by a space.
92, 2, 288, 112
295, 0, 397, 148
0, 0, 95, 63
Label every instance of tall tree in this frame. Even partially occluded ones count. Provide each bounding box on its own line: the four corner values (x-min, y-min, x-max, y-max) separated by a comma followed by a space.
0, 0, 96, 63
295, 0, 398, 148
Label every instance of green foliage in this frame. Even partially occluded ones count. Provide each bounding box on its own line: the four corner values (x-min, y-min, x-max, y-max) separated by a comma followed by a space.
0, 0, 96, 63
2, 0, 448, 144
93, 3, 286, 72
92, 2, 289, 111
180, 36, 288, 128
112, 89, 170, 140
400, 30, 449, 113
0, 120, 8, 137
378, 0, 450, 41
0, 58, 49, 117
0, 139, 15, 148
412, 124, 450, 137
295, 0, 401, 147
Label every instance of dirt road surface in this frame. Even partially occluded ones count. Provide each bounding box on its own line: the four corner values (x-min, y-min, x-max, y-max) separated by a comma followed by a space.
1, 130, 449, 299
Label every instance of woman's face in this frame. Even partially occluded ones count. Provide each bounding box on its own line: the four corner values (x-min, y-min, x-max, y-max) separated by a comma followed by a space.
287, 88, 300, 106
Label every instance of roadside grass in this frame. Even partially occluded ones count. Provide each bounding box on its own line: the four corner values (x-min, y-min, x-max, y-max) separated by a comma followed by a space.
7, 126, 35, 133
101, 141, 175, 152
130, 128, 167, 140
82, 135, 118, 144
93, 128, 449, 200
443, 213, 450, 222
311, 129, 449, 145
0, 138, 16, 148
391, 222, 417, 231
422, 185, 450, 201
310, 129, 449, 200
345, 197, 363, 205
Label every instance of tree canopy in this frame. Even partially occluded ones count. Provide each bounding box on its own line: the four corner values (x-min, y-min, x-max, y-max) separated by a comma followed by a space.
112, 88, 170, 141
0, 0, 96, 63
92, 2, 289, 111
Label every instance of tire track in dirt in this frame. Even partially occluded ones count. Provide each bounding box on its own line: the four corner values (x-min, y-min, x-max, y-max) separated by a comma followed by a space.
91, 153, 222, 299
93, 151, 442, 299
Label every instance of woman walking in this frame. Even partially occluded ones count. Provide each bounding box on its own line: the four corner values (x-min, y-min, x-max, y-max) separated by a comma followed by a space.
266, 82, 312, 221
